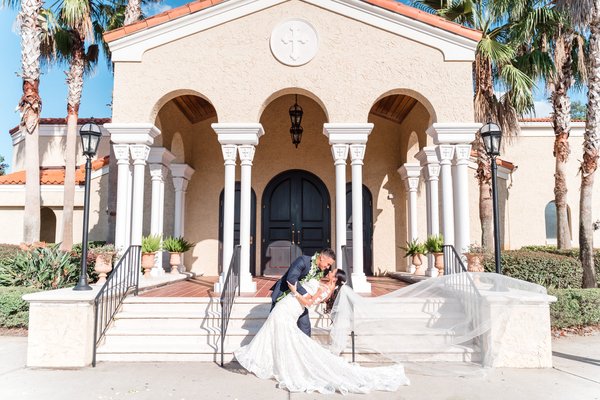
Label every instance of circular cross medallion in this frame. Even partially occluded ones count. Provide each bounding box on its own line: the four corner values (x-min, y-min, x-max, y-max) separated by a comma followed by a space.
270, 19, 319, 66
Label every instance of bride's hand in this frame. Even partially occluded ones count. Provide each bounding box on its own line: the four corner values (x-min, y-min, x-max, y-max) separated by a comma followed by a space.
286, 281, 298, 294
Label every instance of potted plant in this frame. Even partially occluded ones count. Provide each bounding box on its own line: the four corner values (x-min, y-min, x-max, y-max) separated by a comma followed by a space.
90, 244, 115, 284
162, 236, 193, 274
141, 235, 162, 277
425, 234, 444, 276
401, 239, 427, 275
465, 243, 485, 272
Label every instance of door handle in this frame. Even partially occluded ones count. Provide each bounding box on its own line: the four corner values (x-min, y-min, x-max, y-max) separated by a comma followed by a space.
297, 229, 301, 246
291, 224, 295, 244
250, 235, 254, 245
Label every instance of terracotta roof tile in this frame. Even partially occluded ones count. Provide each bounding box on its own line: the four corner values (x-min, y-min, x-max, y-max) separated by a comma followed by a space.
469, 149, 515, 171
9, 117, 111, 136
103, 0, 481, 43
0, 155, 110, 185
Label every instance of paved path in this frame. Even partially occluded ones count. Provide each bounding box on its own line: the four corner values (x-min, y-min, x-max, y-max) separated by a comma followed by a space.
0, 334, 598, 400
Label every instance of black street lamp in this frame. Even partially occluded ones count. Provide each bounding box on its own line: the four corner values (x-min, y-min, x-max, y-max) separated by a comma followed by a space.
73, 121, 102, 291
289, 94, 303, 148
481, 121, 503, 274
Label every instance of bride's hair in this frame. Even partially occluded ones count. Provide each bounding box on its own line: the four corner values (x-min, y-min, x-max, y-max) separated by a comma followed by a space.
324, 269, 347, 314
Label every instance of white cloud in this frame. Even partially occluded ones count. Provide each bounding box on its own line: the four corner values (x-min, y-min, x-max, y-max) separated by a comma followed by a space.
142, 3, 172, 17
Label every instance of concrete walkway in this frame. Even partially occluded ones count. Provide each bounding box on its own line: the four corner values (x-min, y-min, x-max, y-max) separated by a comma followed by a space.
0, 334, 598, 400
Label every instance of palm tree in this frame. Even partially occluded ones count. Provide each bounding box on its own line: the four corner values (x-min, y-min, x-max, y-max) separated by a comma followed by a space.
413, 0, 539, 250
2, 0, 44, 243
556, 0, 599, 288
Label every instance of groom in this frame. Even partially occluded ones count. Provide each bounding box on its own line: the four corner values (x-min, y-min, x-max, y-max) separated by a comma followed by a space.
270, 248, 336, 337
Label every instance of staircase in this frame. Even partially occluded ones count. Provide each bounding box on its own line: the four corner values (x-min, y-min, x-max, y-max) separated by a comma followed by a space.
95, 296, 480, 363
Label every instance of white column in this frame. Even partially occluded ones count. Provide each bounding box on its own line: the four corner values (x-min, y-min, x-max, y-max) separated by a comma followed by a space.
129, 145, 151, 246
437, 145, 455, 246
453, 144, 473, 254
398, 164, 422, 241
415, 147, 441, 277
148, 148, 175, 276
350, 144, 371, 293
212, 123, 264, 293
331, 144, 349, 270
238, 145, 257, 293
113, 145, 130, 252
170, 164, 195, 236
125, 165, 133, 247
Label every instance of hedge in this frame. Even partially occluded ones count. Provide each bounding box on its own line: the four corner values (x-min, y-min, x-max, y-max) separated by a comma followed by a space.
0, 286, 38, 328
549, 288, 600, 329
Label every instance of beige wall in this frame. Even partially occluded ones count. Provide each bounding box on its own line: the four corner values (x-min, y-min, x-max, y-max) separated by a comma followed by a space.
111, 0, 474, 125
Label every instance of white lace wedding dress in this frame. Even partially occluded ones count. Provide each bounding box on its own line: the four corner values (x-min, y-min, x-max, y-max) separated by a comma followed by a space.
234, 280, 410, 394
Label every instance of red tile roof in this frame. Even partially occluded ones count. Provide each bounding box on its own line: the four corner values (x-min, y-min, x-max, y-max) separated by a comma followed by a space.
103, 0, 482, 43
0, 155, 110, 185
9, 118, 111, 135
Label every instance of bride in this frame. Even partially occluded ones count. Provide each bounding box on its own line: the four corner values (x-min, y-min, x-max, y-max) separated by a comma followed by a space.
234, 269, 410, 394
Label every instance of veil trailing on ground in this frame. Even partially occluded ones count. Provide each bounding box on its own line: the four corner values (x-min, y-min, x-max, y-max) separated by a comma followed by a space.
327, 272, 549, 375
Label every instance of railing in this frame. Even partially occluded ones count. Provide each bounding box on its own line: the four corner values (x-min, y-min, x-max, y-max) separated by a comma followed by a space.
93, 245, 141, 367
220, 245, 241, 367
442, 244, 482, 351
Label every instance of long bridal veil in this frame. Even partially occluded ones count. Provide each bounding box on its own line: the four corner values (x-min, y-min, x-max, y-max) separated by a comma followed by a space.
327, 272, 549, 375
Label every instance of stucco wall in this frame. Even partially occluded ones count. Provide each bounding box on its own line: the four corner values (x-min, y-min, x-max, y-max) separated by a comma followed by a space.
111, 0, 474, 125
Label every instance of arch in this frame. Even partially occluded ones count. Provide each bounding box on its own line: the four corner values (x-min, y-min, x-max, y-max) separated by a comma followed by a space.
40, 207, 57, 243
368, 88, 437, 126
544, 201, 572, 243
149, 89, 218, 125
257, 87, 329, 122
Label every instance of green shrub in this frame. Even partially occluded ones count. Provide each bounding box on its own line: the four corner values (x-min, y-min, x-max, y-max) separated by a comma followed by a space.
519, 246, 600, 285
0, 244, 83, 290
425, 234, 444, 253
0, 244, 20, 264
142, 235, 161, 253
482, 250, 582, 289
0, 286, 38, 328
549, 288, 600, 329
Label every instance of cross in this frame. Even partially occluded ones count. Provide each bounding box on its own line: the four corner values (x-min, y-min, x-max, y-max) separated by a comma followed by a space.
281, 25, 308, 61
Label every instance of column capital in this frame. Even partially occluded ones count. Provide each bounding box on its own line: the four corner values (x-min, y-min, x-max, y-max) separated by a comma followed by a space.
415, 146, 440, 180
323, 123, 373, 144
170, 163, 195, 181
454, 144, 473, 164
212, 123, 264, 145
148, 147, 176, 167
130, 144, 151, 164
104, 123, 160, 146
426, 122, 480, 145
113, 144, 130, 163
398, 163, 421, 191
238, 145, 256, 165
149, 164, 169, 181
331, 144, 349, 164
436, 145, 455, 164
221, 144, 238, 165
349, 144, 366, 164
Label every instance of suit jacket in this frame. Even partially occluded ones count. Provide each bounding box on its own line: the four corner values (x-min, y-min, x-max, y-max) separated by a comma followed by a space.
270, 255, 312, 304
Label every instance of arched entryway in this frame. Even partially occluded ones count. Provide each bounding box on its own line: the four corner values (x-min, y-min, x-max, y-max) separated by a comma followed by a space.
346, 184, 373, 276
261, 170, 331, 276
40, 207, 57, 243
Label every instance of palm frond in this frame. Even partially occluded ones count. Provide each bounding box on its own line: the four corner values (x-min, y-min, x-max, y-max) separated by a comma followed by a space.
477, 37, 515, 65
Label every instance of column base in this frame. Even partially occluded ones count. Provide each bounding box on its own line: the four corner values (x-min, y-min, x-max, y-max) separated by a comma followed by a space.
350, 273, 371, 293
425, 266, 439, 277
213, 274, 225, 293
240, 273, 257, 293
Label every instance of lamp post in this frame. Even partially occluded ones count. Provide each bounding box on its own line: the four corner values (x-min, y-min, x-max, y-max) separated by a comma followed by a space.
73, 121, 102, 291
289, 94, 303, 148
481, 121, 503, 274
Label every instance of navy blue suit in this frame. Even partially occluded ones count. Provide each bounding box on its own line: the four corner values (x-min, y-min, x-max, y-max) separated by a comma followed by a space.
270, 255, 313, 336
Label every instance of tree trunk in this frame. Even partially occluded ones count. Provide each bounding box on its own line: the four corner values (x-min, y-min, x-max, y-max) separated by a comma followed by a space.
124, 0, 142, 25
60, 34, 85, 252
19, 0, 43, 243
552, 32, 574, 249
580, 17, 600, 289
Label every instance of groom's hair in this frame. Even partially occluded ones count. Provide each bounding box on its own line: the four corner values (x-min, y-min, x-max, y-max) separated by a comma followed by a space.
320, 248, 336, 261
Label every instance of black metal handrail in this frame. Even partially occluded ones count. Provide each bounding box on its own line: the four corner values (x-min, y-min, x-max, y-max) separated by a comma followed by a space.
92, 245, 141, 367
220, 245, 241, 367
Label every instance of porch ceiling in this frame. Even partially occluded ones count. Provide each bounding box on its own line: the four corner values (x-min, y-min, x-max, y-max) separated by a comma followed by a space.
370, 94, 419, 124
173, 95, 217, 124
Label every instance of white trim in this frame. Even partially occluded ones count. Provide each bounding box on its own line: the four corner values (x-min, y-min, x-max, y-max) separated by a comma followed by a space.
108, 0, 478, 62
0, 185, 86, 192
12, 124, 111, 146
519, 121, 586, 137
323, 123, 374, 144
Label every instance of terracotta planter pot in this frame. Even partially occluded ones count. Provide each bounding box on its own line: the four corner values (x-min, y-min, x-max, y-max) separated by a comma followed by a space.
411, 254, 426, 275
94, 253, 113, 285
433, 252, 444, 276
169, 252, 181, 274
141, 253, 156, 278
466, 253, 484, 272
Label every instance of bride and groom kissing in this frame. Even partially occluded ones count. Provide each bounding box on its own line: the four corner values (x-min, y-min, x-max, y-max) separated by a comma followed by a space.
234, 248, 410, 394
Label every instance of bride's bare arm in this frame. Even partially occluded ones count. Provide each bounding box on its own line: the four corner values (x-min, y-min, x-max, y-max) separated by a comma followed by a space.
287, 281, 325, 307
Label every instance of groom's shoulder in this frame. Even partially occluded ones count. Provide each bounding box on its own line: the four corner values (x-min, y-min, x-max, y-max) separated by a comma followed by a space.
292, 255, 311, 267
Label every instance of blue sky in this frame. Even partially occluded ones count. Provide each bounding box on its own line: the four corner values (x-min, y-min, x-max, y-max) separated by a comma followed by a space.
0, 1, 584, 173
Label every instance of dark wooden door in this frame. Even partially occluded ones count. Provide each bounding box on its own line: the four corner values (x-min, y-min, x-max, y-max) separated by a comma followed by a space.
219, 183, 256, 275
346, 183, 373, 276
261, 170, 331, 276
